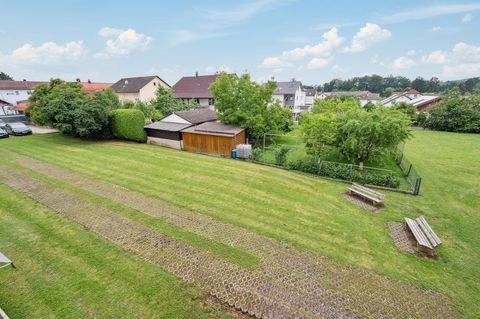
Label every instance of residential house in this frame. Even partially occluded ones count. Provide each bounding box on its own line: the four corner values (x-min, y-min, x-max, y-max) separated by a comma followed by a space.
112, 75, 170, 102
328, 91, 380, 106
173, 73, 219, 109
145, 107, 217, 149
304, 88, 319, 109
0, 80, 46, 107
381, 89, 441, 111
0, 98, 14, 116
273, 79, 306, 119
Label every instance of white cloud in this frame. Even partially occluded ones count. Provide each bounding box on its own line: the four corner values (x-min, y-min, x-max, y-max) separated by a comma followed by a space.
344, 23, 391, 53
422, 50, 448, 64
306, 57, 330, 69
97, 27, 152, 57
442, 63, 480, 79
462, 13, 473, 23
429, 26, 442, 32
370, 55, 385, 66
6, 41, 85, 65
384, 3, 480, 23
392, 56, 416, 69
407, 50, 416, 56
261, 27, 343, 69
452, 42, 480, 61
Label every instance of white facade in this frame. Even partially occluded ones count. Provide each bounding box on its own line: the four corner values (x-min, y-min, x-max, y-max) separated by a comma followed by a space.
382, 94, 413, 107
0, 89, 31, 106
117, 77, 170, 103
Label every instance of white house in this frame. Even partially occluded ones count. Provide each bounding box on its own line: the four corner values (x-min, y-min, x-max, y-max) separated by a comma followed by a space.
172, 73, 219, 110
381, 89, 422, 107
0, 80, 45, 108
273, 80, 307, 119
111, 76, 170, 102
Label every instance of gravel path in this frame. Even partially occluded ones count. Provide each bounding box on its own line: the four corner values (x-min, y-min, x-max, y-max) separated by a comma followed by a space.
0, 158, 456, 319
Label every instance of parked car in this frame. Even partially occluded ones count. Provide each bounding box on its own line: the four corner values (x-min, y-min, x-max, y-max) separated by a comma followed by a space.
0, 119, 6, 129
0, 128, 9, 138
5, 122, 32, 136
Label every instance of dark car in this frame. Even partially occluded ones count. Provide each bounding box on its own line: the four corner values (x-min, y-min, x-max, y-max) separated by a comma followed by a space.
5, 122, 32, 136
0, 128, 9, 138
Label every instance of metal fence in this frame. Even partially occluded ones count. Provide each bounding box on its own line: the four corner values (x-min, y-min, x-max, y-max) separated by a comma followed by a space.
395, 148, 422, 195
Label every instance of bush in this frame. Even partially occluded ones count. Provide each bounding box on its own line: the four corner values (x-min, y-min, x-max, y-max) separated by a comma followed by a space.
111, 109, 146, 142
288, 158, 400, 188
274, 145, 290, 166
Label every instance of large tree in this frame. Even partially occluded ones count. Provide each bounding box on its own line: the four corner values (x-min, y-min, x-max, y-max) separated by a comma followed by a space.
210, 73, 292, 139
149, 86, 197, 117
0, 72, 13, 80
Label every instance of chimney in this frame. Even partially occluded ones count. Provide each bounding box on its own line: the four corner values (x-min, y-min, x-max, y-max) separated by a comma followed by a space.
23, 79, 27, 81
195, 71, 199, 78
291, 78, 295, 82
87, 79, 92, 83
76, 78, 81, 83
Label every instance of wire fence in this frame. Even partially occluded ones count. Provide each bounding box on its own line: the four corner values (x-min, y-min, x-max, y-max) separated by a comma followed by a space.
255, 134, 422, 194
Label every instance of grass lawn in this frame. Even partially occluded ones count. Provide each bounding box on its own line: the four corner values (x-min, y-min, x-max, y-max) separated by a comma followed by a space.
1, 130, 479, 318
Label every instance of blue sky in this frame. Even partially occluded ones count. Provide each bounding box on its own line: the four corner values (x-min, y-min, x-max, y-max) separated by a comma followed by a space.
1, 1, 480, 85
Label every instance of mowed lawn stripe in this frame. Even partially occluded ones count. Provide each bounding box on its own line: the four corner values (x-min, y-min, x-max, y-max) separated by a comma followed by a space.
5, 141, 381, 258
2, 158, 260, 270
0, 184, 217, 319
2, 132, 480, 318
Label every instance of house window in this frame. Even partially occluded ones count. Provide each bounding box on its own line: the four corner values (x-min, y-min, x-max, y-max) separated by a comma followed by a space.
195, 98, 200, 104
208, 98, 214, 105
153, 82, 156, 86
15, 91, 19, 95
27, 91, 32, 95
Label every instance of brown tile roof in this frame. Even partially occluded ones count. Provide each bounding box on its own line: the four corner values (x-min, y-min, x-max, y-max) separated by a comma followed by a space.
173, 74, 219, 98
181, 121, 244, 137
0, 80, 46, 90
111, 76, 170, 93
174, 107, 217, 125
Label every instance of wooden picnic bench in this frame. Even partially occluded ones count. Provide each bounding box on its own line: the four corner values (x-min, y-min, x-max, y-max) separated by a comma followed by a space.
348, 183, 385, 206
405, 216, 442, 256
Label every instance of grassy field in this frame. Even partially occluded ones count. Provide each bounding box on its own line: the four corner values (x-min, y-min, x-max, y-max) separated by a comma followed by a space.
0, 130, 479, 318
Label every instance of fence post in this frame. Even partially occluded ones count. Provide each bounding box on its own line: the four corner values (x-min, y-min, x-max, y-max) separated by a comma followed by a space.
406, 164, 412, 177
263, 133, 266, 152
396, 152, 404, 165
317, 160, 322, 175
413, 177, 422, 195
350, 164, 353, 182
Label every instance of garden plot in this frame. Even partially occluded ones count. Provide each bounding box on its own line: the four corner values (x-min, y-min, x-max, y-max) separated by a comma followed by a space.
0, 159, 456, 319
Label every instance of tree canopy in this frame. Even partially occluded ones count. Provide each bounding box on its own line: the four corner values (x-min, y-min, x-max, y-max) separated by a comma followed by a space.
300, 98, 411, 163
149, 86, 198, 117
210, 73, 293, 139
0, 72, 13, 80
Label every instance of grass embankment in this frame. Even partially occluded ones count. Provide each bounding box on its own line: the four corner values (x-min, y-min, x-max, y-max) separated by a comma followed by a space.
1, 131, 479, 318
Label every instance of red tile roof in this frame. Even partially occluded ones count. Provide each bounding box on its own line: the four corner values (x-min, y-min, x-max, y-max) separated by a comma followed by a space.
80, 82, 112, 94
14, 100, 30, 111
173, 74, 219, 99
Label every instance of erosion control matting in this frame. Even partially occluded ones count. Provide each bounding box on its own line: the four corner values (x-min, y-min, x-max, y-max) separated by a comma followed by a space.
0, 159, 456, 319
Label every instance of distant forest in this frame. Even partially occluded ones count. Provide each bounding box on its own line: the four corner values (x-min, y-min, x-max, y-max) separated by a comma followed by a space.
309, 76, 480, 97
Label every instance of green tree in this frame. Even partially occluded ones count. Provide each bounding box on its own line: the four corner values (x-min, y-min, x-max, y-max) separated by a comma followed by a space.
335, 108, 411, 163
149, 86, 197, 117
26, 79, 64, 125
210, 73, 293, 139
299, 112, 337, 159
392, 102, 416, 122
40, 82, 113, 138
311, 97, 359, 114
0, 72, 13, 80
122, 100, 162, 122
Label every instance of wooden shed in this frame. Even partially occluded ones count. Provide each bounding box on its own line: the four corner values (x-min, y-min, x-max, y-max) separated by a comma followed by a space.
181, 121, 246, 157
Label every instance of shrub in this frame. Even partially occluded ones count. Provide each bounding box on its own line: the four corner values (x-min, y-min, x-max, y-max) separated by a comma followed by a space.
111, 109, 146, 142
288, 158, 400, 188
274, 145, 290, 166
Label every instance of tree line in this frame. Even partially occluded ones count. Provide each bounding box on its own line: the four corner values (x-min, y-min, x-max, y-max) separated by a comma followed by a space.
319, 75, 480, 97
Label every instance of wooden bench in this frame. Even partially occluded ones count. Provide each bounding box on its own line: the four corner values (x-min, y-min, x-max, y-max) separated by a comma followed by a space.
348, 183, 385, 206
405, 216, 442, 256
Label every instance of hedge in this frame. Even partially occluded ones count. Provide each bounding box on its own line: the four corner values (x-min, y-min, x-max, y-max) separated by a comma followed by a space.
288, 158, 400, 188
111, 109, 146, 142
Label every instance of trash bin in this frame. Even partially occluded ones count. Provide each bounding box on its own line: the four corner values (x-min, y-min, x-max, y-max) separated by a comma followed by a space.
231, 149, 237, 159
